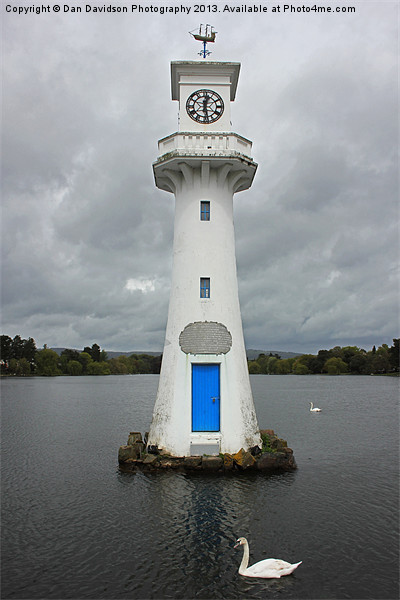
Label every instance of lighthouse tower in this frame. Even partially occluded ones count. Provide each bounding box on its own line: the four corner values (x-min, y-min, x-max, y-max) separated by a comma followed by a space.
148, 51, 261, 456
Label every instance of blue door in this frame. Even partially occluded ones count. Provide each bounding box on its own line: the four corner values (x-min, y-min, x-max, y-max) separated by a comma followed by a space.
192, 364, 220, 432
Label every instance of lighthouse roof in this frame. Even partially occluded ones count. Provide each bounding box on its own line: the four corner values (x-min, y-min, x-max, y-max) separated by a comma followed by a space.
171, 61, 240, 101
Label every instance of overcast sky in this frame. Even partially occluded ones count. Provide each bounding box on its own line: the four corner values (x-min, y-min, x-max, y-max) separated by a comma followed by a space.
2, 1, 398, 354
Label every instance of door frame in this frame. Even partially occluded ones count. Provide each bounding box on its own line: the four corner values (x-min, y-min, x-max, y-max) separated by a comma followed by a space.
191, 362, 221, 432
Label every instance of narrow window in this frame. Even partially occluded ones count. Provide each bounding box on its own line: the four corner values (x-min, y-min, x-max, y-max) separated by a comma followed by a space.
200, 201, 210, 221
200, 278, 210, 298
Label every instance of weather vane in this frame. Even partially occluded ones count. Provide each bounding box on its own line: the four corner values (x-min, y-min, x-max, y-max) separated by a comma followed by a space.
189, 24, 217, 59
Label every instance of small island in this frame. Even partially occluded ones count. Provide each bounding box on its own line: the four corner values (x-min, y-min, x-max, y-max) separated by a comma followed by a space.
118, 429, 297, 474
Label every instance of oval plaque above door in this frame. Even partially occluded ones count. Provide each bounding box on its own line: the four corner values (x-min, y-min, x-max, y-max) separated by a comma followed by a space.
179, 321, 232, 355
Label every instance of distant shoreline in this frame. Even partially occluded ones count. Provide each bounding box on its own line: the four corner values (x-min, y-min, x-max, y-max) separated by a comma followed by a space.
2, 372, 398, 378
2, 336, 398, 376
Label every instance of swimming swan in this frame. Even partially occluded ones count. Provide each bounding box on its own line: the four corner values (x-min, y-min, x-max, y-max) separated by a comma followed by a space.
309, 402, 322, 412
234, 537, 302, 579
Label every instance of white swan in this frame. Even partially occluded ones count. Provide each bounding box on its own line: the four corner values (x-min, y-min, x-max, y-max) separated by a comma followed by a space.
234, 537, 302, 579
309, 402, 322, 412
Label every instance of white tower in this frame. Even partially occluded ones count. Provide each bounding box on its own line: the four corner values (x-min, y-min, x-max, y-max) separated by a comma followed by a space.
148, 58, 261, 456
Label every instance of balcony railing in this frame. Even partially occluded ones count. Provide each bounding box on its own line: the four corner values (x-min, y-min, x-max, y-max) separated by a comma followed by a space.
157, 132, 253, 160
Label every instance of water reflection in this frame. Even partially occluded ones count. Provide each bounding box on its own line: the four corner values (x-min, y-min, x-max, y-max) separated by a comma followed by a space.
116, 469, 297, 598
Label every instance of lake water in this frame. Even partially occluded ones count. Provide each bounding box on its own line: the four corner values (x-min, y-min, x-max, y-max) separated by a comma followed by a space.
1, 375, 399, 600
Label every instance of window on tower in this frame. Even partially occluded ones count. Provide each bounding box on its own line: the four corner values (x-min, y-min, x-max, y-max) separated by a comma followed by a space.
200, 278, 210, 298
200, 201, 210, 221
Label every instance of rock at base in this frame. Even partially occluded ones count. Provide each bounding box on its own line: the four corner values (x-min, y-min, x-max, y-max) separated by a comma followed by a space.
232, 448, 256, 470
257, 448, 296, 472
183, 456, 202, 470
118, 445, 138, 462
223, 453, 235, 470
127, 432, 142, 445
118, 429, 297, 474
202, 456, 223, 470
143, 454, 158, 466
118, 439, 145, 462
159, 456, 184, 469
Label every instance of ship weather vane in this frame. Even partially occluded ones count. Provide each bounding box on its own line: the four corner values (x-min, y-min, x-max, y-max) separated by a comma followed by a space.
189, 24, 217, 59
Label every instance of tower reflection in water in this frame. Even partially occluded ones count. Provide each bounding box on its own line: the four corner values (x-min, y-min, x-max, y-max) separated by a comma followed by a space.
130, 470, 295, 596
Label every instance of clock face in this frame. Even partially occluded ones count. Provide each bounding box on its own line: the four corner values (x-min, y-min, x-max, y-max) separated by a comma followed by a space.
186, 89, 224, 124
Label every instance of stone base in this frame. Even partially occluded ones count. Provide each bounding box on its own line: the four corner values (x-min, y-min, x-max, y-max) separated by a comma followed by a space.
118, 430, 297, 474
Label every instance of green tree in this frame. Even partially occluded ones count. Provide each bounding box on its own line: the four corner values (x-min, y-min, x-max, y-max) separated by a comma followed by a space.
130, 356, 139, 372
388, 339, 399, 372
91, 343, 101, 362
109, 357, 130, 374
1, 335, 13, 362
275, 358, 294, 374
370, 355, 387, 373
66, 360, 83, 376
349, 353, 369, 374
61, 348, 81, 362
266, 356, 279, 374
125, 354, 162, 374
369, 345, 390, 374
18, 358, 31, 375
323, 357, 348, 375
87, 361, 111, 375
82, 343, 106, 363
11, 335, 25, 359
297, 354, 311, 365
120, 355, 134, 373
331, 346, 343, 358
374, 344, 390, 373
36, 349, 61, 376
8, 358, 19, 374
23, 338, 37, 368
100, 349, 108, 362
150, 354, 162, 374
340, 346, 361, 366
254, 354, 269, 374
1, 335, 37, 373
304, 355, 322, 374
301, 349, 333, 374
293, 362, 310, 375
8, 357, 31, 376
134, 358, 151, 374
78, 352, 93, 374
248, 360, 261, 374
60, 349, 81, 373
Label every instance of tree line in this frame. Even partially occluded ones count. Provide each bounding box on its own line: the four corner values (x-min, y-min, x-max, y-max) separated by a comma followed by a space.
0, 337, 161, 377
1, 334, 398, 377
248, 340, 399, 375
